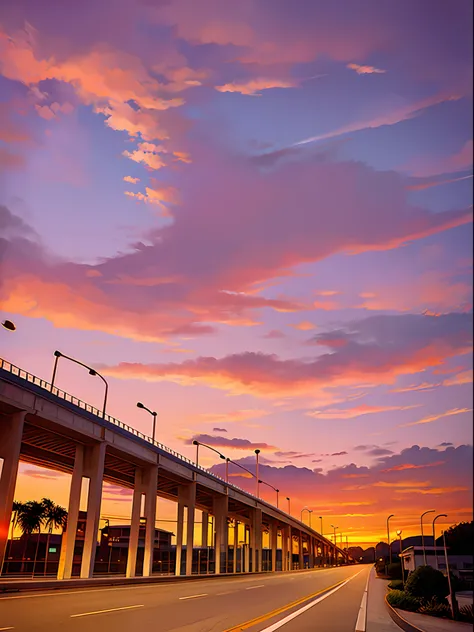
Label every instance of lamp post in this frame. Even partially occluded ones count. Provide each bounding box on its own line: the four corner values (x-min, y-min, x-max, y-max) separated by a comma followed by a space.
258, 479, 279, 508
301, 508, 313, 528
443, 529, 456, 619
255, 449, 260, 497
286, 497, 291, 515
319, 516, 323, 535
136, 402, 157, 441
396, 530, 404, 586
227, 458, 257, 487
1, 320, 15, 331
51, 350, 108, 417
432, 514, 447, 570
420, 510, 436, 566
387, 514, 394, 565
193, 440, 226, 471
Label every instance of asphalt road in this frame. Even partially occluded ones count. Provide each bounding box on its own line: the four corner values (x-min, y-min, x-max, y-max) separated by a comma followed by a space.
0, 565, 372, 632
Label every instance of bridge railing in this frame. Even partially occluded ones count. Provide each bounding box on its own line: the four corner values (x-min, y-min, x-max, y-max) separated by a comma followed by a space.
0, 357, 348, 557
0, 358, 255, 499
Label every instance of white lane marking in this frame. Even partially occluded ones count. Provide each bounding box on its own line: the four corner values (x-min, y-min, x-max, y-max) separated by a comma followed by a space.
0, 627, 14, 630
216, 591, 235, 596
0, 565, 340, 601
259, 569, 363, 632
355, 568, 371, 632
70, 604, 144, 618
178, 593, 208, 600
246, 585, 265, 590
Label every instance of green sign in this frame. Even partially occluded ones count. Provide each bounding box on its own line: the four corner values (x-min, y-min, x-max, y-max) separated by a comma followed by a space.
48, 547, 57, 553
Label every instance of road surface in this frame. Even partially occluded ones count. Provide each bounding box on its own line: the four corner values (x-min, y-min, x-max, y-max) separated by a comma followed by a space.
0, 565, 371, 631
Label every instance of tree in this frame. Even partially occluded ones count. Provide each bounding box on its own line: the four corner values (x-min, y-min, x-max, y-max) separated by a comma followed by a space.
42, 498, 67, 576
16, 501, 46, 574
405, 565, 449, 603
436, 521, 474, 556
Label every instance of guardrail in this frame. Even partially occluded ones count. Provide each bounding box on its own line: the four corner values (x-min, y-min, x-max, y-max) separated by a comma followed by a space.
0, 357, 348, 557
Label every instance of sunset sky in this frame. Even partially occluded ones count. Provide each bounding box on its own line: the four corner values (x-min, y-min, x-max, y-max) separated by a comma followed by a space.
0, 0, 472, 547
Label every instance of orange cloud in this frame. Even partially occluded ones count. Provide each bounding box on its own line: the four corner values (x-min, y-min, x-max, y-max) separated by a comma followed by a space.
215, 78, 296, 96
347, 63, 386, 75
382, 461, 445, 473
442, 369, 473, 387
124, 183, 179, 214
355, 271, 472, 313
400, 407, 472, 427
123, 175, 140, 184
123, 143, 168, 170
289, 321, 316, 331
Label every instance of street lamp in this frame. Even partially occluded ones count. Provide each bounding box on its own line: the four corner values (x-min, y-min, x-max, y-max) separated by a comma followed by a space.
1, 320, 15, 331
319, 516, 323, 535
258, 479, 279, 508
51, 350, 108, 417
227, 458, 257, 488
193, 440, 226, 470
286, 497, 291, 515
255, 449, 260, 497
432, 514, 447, 570
420, 510, 436, 566
136, 402, 157, 441
301, 508, 313, 528
387, 514, 394, 565
396, 530, 404, 586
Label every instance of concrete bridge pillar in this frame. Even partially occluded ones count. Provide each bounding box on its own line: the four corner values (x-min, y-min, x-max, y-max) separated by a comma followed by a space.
213, 495, 228, 574
250, 508, 262, 572
142, 464, 158, 577
126, 464, 158, 578
58, 444, 84, 579
244, 525, 250, 573
282, 525, 290, 571
233, 520, 238, 573
126, 467, 144, 578
81, 442, 107, 578
0, 411, 27, 570
298, 531, 304, 570
175, 483, 196, 576
270, 523, 278, 571
201, 511, 209, 547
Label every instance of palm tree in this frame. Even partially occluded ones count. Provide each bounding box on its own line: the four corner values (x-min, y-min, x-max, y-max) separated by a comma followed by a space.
42, 499, 67, 575
16, 501, 46, 574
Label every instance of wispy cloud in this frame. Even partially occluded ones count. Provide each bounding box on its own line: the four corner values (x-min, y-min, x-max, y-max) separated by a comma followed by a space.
400, 407, 472, 427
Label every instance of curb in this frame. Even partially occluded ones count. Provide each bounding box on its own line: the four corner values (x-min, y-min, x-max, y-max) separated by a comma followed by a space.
384, 594, 426, 632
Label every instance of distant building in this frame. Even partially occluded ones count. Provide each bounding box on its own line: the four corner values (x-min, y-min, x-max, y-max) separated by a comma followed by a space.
3, 513, 174, 576
400, 546, 473, 588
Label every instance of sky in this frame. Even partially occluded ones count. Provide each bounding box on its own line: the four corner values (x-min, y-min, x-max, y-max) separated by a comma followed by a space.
0, 0, 473, 547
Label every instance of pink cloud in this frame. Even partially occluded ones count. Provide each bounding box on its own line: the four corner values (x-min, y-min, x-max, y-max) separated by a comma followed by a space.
123, 175, 140, 184
215, 78, 296, 96
101, 313, 473, 396
186, 433, 276, 451
347, 63, 386, 75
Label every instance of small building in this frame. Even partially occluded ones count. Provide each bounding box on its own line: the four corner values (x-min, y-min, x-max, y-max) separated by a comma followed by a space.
400, 546, 473, 588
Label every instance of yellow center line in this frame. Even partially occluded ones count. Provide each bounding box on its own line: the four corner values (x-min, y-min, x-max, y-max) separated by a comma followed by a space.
223, 575, 354, 631
70, 604, 144, 618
